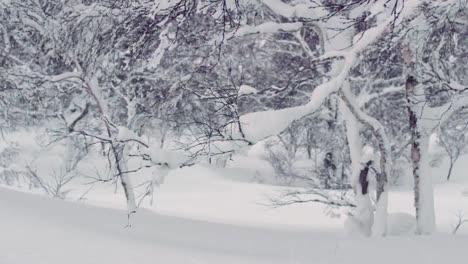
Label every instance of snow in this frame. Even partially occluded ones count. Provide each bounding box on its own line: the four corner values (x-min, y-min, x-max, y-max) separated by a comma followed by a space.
234, 22, 302, 37
258, 0, 326, 19
361, 145, 374, 164
387, 213, 416, 235
147, 28, 171, 69
237, 64, 351, 142
145, 146, 190, 168
238, 84, 258, 96
2, 184, 468, 264
3, 129, 468, 263
345, 193, 374, 236
2, 0, 468, 262
238, 105, 309, 142
341, 82, 392, 235
115, 126, 138, 141
21, 17, 45, 33
372, 191, 388, 236
47, 71, 82, 83
235, 0, 420, 146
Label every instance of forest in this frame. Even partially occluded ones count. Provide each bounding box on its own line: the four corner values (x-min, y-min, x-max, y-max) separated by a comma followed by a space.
1, 0, 468, 263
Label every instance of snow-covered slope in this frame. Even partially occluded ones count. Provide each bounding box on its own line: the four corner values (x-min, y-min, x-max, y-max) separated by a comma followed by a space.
1, 187, 468, 264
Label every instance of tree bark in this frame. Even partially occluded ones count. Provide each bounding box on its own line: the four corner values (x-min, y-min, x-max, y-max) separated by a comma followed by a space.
447, 155, 454, 181
359, 161, 371, 195
340, 97, 374, 236
113, 143, 137, 214
405, 75, 436, 234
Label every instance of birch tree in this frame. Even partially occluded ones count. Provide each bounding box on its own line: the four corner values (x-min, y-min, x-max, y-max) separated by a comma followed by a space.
402, 0, 468, 234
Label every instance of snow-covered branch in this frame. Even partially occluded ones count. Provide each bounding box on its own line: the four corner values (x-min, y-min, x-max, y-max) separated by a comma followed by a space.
233, 22, 303, 37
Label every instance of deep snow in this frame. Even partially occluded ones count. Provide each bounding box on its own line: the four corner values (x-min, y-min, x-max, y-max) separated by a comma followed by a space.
2, 130, 468, 263
2, 186, 468, 264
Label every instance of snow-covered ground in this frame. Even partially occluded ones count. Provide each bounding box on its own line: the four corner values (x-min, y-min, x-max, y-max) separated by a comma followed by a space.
2, 131, 468, 263
2, 161, 468, 263
2, 182, 468, 264
61, 162, 468, 234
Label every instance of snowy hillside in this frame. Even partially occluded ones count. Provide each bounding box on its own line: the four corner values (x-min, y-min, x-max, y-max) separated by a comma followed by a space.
2, 185, 468, 264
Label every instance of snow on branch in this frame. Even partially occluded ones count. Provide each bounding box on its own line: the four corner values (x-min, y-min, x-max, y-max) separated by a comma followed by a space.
47, 72, 82, 83
236, 0, 422, 144
21, 17, 45, 33
259, 0, 318, 19
237, 53, 354, 143
233, 22, 303, 37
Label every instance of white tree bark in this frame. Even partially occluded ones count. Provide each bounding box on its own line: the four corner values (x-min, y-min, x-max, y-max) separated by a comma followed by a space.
405, 76, 436, 234
340, 98, 374, 236
341, 82, 391, 236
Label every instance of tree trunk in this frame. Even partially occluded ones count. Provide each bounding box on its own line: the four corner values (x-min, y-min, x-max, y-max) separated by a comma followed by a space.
405, 75, 436, 234
64, 102, 89, 172
340, 83, 390, 236
64, 136, 75, 172
113, 143, 137, 214
359, 161, 371, 195
340, 98, 374, 236
447, 157, 454, 181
